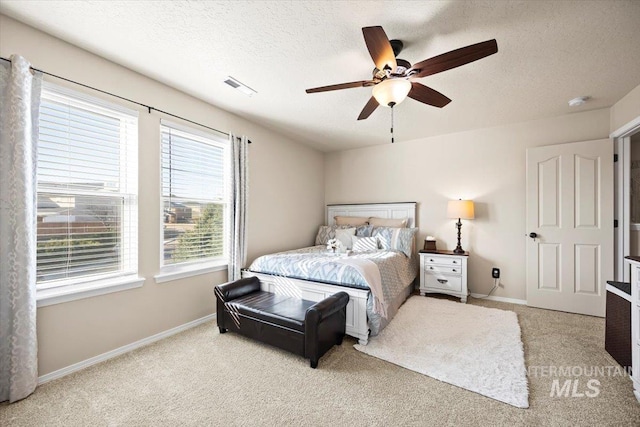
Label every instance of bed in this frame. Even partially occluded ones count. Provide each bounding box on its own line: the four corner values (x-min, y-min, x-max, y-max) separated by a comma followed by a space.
242, 202, 418, 345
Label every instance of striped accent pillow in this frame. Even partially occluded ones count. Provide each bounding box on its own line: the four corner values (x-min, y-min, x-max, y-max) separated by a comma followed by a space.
352, 236, 379, 252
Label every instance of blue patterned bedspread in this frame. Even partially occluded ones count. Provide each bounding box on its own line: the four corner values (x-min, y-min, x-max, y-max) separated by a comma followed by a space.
248, 246, 418, 334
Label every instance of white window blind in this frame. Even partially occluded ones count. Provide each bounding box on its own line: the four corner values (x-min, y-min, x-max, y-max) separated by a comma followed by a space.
161, 120, 228, 266
36, 83, 138, 289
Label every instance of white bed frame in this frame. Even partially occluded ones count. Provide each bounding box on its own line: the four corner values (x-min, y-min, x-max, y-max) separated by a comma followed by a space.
243, 202, 417, 345
326, 202, 416, 228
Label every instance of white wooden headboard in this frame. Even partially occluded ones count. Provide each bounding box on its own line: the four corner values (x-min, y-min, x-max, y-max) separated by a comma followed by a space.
327, 202, 417, 228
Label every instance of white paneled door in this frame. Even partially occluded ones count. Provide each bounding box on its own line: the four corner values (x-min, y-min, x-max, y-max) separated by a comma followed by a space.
526, 139, 613, 317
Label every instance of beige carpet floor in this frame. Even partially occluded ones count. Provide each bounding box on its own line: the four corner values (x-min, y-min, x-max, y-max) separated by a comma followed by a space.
1, 296, 640, 426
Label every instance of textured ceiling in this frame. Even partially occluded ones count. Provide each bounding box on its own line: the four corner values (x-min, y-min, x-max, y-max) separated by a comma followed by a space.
1, 0, 640, 152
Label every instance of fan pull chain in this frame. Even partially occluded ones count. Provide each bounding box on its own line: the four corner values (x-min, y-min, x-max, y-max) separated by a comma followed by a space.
391, 104, 395, 144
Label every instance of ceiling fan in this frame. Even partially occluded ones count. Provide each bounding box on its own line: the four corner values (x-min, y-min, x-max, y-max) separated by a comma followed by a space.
305, 26, 498, 121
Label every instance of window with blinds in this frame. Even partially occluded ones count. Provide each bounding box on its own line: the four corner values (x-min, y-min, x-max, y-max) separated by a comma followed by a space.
36, 83, 138, 289
161, 121, 228, 266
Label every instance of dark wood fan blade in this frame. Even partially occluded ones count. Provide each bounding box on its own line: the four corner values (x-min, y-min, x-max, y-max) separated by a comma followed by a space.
407, 82, 451, 108
306, 80, 375, 93
410, 39, 498, 78
362, 26, 397, 72
357, 96, 379, 120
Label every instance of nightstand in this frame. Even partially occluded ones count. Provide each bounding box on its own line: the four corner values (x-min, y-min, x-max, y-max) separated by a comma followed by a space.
419, 250, 469, 303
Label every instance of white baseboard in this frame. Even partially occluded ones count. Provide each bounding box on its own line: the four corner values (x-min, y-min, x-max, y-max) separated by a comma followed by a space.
38, 313, 216, 385
469, 293, 527, 305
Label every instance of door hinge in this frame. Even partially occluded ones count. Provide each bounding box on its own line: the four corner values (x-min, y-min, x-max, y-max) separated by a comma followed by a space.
614, 153, 619, 162
614, 219, 619, 228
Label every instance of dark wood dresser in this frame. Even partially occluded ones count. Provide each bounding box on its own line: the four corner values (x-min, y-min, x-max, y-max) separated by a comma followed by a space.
605, 280, 631, 369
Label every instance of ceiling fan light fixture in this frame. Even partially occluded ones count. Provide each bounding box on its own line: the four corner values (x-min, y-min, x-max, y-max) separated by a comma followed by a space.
372, 79, 411, 107
305, 26, 498, 121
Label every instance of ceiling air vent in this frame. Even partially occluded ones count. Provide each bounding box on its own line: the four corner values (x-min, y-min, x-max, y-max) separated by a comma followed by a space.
224, 76, 257, 96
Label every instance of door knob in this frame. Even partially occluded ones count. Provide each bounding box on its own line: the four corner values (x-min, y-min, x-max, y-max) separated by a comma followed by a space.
529, 232, 538, 239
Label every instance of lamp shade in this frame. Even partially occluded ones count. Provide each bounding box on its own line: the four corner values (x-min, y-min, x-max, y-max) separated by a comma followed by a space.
447, 200, 475, 220
372, 79, 411, 107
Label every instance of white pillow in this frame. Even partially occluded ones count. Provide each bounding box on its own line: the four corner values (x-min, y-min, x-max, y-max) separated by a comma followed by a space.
335, 228, 356, 250
352, 235, 379, 252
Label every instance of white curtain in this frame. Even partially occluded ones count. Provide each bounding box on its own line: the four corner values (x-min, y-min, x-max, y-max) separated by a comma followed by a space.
0, 55, 42, 403
228, 135, 248, 281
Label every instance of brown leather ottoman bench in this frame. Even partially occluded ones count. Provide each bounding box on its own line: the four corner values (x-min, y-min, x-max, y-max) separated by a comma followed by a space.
215, 276, 349, 368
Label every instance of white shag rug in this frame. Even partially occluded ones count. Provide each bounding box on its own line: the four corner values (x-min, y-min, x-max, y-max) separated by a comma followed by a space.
354, 297, 529, 408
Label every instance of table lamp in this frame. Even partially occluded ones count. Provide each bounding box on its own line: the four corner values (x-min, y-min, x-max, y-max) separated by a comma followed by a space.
447, 199, 475, 254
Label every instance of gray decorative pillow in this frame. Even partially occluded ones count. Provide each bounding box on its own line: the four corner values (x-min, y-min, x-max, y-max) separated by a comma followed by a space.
372, 227, 418, 257
372, 227, 395, 250
355, 225, 373, 237
315, 225, 351, 245
395, 227, 418, 258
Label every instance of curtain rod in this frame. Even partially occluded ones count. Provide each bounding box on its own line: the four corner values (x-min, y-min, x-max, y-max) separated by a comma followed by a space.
0, 56, 251, 143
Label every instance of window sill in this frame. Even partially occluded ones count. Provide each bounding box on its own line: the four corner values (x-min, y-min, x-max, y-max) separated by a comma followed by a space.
154, 261, 228, 284
37, 275, 145, 308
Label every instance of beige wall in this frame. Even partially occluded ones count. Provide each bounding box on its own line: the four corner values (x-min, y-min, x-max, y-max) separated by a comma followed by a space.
325, 109, 611, 300
611, 83, 640, 133
1, 15, 325, 375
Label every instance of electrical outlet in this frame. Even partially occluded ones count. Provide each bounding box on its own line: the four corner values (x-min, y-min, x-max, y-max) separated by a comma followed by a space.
492, 267, 500, 279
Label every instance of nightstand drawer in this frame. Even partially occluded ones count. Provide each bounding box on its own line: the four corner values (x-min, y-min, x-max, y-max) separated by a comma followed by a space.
424, 274, 462, 292
424, 265, 462, 275
423, 255, 463, 267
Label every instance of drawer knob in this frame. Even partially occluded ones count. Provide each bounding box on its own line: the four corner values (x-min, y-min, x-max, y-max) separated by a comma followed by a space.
452, 269, 456, 272
429, 267, 434, 270
429, 259, 434, 262
453, 261, 457, 264
437, 279, 448, 284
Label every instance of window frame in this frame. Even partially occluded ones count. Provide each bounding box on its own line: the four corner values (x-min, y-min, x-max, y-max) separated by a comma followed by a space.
36, 82, 143, 306
155, 120, 229, 283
